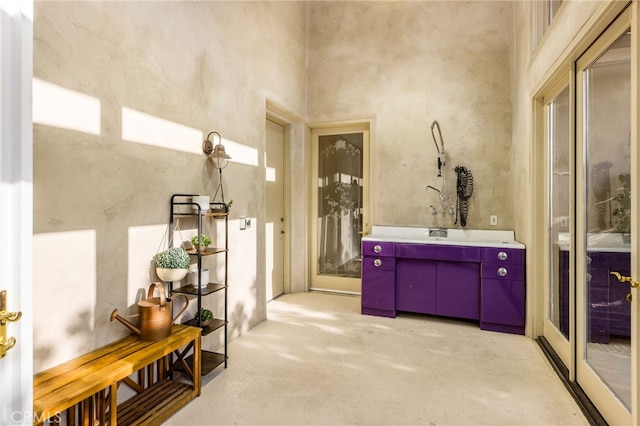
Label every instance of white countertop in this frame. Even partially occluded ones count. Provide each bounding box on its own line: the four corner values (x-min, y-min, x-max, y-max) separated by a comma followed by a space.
363, 226, 525, 249
555, 232, 631, 253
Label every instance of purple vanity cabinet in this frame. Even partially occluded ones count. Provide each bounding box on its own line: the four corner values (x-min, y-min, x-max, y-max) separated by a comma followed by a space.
480, 248, 525, 335
395, 244, 481, 319
361, 233, 526, 336
361, 241, 396, 318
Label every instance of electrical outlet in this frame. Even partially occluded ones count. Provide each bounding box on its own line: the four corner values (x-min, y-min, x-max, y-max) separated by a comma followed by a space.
490, 215, 498, 226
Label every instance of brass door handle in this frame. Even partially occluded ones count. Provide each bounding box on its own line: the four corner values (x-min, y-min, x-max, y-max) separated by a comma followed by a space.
610, 271, 640, 288
0, 290, 22, 359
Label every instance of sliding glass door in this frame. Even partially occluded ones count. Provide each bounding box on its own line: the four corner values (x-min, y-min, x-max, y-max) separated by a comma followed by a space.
542, 6, 638, 424
575, 9, 634, 423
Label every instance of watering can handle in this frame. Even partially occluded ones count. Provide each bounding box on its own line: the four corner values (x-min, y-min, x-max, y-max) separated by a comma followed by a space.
147, 282, 167, 310
172, 294, 189, 324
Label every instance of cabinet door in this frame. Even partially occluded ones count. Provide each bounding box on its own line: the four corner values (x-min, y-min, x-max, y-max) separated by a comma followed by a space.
396, 258, 436, 314
436, 261, 480, 320
361, 257, 395, 317
481, 279, 525, 327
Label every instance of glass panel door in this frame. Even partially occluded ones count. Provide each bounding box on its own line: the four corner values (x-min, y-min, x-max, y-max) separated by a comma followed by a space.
310, 126, 369, 293
544, 81, 573, 368
576, 8, 633, 423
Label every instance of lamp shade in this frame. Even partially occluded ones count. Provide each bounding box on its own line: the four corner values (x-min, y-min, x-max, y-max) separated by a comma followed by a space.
203, 131, 232, 169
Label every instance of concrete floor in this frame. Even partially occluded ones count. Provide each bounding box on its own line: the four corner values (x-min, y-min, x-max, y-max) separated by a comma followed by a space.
167, 292, 589, 426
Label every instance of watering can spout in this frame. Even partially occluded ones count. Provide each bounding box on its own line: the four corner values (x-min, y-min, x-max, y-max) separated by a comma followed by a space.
110, 308, 141, 337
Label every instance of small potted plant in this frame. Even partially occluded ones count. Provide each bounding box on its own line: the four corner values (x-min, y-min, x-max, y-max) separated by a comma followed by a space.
155, 247, 190, 282
191, 234, 212, 252
195, 308, 213, 327
613, 173, 631, 243
211, 199, 233, 215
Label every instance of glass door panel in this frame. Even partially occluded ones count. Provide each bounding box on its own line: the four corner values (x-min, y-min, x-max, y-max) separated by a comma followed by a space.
310, 126, 369, 293
576, 9, 633, 422
548, 85, 572, 343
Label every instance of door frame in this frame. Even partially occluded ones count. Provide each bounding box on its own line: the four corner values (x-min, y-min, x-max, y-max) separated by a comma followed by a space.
308, 120, 371, 294
0, 1, 34, 424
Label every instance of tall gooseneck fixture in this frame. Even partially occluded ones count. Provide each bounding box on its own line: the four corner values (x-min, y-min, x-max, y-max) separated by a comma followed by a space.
426, 120, 455, 218
202, 131, 231, 203
431, 120, 445, 177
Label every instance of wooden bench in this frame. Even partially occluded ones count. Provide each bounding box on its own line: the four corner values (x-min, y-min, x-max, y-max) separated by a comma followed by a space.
33, 324, 201, 425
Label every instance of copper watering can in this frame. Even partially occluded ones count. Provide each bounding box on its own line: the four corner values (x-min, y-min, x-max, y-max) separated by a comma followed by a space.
110, 282, 188, 341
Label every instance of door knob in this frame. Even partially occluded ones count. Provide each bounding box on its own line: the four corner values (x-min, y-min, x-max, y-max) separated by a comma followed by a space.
0, 290, 22, 359
610, 271, 640, 288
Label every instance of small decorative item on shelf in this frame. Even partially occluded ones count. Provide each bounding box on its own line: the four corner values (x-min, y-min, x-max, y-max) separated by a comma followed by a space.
190, 268, 209, 288
195, 308, 214, 327
191, 234, 212, 252
155, 247, 190, 282
211, 199, 232, 214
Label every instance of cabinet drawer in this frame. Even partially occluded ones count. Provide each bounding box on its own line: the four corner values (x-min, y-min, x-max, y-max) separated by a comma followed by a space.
480, 247, 524, 264
396, 243, 480, 262
362, 256, 395, 272
481, 263, 525, 280
362, 241, 395, 257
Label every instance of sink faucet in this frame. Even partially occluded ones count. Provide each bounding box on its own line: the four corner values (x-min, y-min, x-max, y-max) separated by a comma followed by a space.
426, 185, 455, 216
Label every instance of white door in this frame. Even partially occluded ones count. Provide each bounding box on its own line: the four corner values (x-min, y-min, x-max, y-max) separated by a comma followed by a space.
575, 7, 637, 424
0, 1, 34, 424
310, 124, 369, 294
265, 118, 285, 301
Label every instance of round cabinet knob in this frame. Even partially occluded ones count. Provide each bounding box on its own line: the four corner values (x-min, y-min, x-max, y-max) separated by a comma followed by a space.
498, 251, 508, 261
374, 259, 382, 267
498, 267, 508, 277
373, 245, 382, 254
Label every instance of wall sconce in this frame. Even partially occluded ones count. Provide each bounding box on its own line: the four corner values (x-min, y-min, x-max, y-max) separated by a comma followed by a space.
202, 131, 231, 169
202, 131, 232, 204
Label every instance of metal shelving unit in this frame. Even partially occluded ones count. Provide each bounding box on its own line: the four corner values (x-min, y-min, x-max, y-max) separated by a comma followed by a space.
168, 193, 228, 374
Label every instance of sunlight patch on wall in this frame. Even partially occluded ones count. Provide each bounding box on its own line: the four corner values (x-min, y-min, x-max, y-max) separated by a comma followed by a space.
122, 107, 202, 153
266, 167, 276, 182
33, 229, 96, 372
223, 138, 258, 167
33, 78, 101, 135
128, 224, 170, 306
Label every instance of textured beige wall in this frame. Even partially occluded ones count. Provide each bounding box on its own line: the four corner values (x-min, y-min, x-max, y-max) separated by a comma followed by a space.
32, 1, 307, 371
307, 1, 514, 230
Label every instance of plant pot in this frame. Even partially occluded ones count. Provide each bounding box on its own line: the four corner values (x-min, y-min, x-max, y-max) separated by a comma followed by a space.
198, 320, 211, 327
191, 269, 210, 288
156, 268, 188, 282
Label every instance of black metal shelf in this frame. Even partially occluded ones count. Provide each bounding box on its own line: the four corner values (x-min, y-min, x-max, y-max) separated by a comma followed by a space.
168, 193, 228, 374
172, 283, 227, 296
177, 350, 227, 376
183, 318, 227, 336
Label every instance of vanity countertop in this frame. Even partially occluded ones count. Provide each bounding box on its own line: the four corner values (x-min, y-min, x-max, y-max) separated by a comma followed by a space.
363, 226, 525, 249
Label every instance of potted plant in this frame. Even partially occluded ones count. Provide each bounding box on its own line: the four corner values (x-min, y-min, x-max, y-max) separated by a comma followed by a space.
191, 234, 212, 252
612, 173, 631, 243
194, 308, 214, 327
211, 199, 233, 214
155, 247, 190, 282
